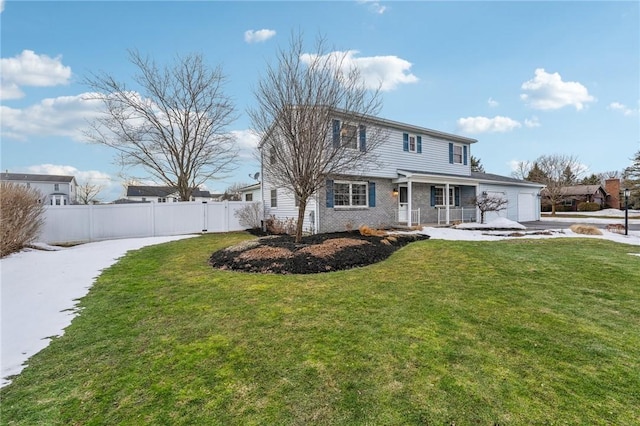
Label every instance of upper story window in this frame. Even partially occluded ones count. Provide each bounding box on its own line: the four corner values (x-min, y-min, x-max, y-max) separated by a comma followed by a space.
449, 143, 468, 165
334, 181, 367, 207
332, 119, 366, 151
341, 124, 358, 150
269, 146, 276, 165
453, 145, 463, 164
403, 133, 422, 153
54, 183, 60, 191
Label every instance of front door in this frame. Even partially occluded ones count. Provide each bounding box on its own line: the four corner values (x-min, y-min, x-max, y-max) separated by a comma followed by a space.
398, 185, 408, 222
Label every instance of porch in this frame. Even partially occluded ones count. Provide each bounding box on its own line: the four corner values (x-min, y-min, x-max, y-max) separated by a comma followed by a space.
392, 171, 479, 227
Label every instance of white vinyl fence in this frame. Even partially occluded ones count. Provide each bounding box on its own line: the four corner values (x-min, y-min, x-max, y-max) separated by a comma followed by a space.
40, 201, 258, 244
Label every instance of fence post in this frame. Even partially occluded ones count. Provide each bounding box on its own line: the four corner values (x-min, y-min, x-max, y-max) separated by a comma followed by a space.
89, 204, 94, 242
202, 201, 208, 233
150, 202, 156, 237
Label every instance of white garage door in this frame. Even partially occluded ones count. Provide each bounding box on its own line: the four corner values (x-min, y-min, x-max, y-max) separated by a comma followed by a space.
518, 193, 536, 222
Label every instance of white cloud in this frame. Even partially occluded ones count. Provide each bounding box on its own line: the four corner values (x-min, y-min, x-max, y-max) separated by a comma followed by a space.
456, 116, 522, 134
487, 97, 499, 107
0, 0, 5, 13
0, 93, 103, 141
230, 129, 261, 159
25, 164, 112, 186
520, 68, 595, 111
300, 50, 418, 92
357, 0, 387, 14
244, 29, 276, 43
524, 116, 541, 128
0, 50, 72, 100
608, 101, 637, 116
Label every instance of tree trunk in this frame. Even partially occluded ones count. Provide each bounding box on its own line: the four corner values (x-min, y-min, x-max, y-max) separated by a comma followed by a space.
295, 198, 307, 243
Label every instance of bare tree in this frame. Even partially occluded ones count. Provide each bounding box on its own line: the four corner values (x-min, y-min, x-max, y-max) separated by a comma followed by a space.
537, 154, 586, 215
76, 180, 104, 204
511, 160, 533, 180
85, 50, 238, 201
249, 33, 384, 242
471, 193, 508, 224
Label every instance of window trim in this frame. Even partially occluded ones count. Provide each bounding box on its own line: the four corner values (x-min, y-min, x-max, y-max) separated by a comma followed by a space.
270, 189, 278, 208
340, 123, 358, 150
434, 186, 456, 207
333, 180, 368, 208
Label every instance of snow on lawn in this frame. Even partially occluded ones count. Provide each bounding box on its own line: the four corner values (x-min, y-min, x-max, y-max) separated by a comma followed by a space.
1, 235, 195, 388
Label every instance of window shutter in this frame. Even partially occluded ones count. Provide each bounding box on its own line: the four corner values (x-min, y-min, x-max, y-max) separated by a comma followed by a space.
449, 143, 454, 164
430, 186, 436, 206
332, 119, 340, 148
463, 146, 468, 165
326, 179, 334, 208
417, 135, 422, 154
403, 133, 409, 152
359, 125, 366, 152
368, 182, 376, 207
455, 187, 460, 206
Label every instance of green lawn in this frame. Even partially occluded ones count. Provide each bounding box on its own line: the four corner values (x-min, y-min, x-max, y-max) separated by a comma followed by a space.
2, 233, 639, 425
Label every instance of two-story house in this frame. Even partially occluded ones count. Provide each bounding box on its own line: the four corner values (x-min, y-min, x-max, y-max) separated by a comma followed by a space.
125, 185, 213, 203
1, 172, 78, 205
260, 112, 544, 234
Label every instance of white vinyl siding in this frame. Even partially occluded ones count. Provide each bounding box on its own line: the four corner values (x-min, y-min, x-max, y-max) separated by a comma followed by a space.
344, 127, 472, 178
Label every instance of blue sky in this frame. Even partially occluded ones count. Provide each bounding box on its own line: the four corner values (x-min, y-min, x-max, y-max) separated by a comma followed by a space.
1, 0, 638, 202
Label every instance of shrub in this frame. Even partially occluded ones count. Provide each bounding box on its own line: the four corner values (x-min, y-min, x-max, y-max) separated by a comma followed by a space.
264, 215, 296, 235
358, 225, 386, 237
234, 202, 263, 229
569, 224, 602, 236
577, 202, 601, 212
1, 182, 45, 257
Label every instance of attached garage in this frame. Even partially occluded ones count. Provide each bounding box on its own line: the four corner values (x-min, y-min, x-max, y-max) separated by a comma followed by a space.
474, 172, 544, 223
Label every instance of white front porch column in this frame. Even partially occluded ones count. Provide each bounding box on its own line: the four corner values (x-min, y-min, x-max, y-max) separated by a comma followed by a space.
407, 180, 412, 227
445, 183, 450, 225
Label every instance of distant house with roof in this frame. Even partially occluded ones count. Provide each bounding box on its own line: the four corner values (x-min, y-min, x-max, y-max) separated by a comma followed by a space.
126, 185, 213, 203
541, 184, 608, 212
1, 172, 78, 205
237, 182, 261, 202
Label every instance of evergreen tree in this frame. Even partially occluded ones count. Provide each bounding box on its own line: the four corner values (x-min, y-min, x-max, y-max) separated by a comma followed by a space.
526, 162, 546, 183
561, 165, 577, 185
470, 155, 485, 173
580, 173, 600, 185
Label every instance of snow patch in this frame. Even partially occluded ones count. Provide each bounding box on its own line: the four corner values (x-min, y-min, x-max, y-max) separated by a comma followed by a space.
1, 235, 196, 387
454, 217, 526, 230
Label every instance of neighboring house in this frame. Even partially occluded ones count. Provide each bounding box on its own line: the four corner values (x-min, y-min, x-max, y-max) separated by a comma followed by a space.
260, 112, 544, 234
126, 185, 212, 203
237, 182, 262, 202
541, 185, 608, 211
1, 172, 78, 205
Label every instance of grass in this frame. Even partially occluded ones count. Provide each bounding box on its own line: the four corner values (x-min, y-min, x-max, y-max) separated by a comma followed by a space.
2, 232, 639, 425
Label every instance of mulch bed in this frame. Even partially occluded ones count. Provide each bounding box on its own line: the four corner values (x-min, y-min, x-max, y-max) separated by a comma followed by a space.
209, 231, 430, 274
